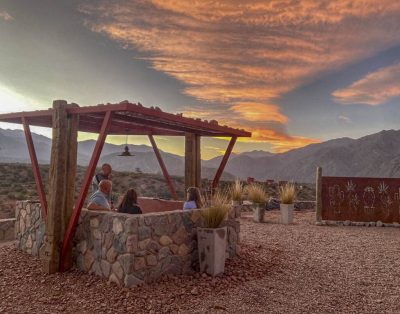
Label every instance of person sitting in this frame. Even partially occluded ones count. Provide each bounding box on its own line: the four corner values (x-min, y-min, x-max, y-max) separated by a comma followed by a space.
117, 188, 142, 215
87, 180, 113, 211
183, 187, 202, 210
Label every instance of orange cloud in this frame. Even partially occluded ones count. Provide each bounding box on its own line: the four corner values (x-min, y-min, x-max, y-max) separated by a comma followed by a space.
0, 11, 13, 21
241, 128, 321, 153
80, 0, 400, 153
332, 63, 400, 105
231, 103, 288, 123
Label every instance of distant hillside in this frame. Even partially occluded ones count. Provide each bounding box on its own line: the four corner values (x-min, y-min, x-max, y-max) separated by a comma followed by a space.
0, 163, 186, 219
3, 128, 400, 183
0, 128, 234, 181
203, 129, 400, 182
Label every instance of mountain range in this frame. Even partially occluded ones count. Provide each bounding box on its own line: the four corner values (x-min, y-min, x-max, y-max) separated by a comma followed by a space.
1, 128, 400, 183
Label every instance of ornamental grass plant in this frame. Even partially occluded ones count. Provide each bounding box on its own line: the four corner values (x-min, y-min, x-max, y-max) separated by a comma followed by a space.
230, 178, 244, 202
279, 182, 297, 204
201, 191, 230, 228
247, 183, 268, 204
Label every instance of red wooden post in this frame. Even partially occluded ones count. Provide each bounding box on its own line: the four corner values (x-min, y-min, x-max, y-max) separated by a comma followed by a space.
212, 136, 237, 189
21, 117, 48, 217
148, 135, 179, 200
59, 111, 112, 271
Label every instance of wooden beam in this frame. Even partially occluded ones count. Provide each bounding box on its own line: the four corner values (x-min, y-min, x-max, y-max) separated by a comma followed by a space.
185, 133, 201, 190
212, 137, 237, 190
148, 135, 178, 200
316, 167, 322, 222
43, 100, 76, 274
21, 117, 48, 218
59, 110, 112, 272
61, 104, 79, 270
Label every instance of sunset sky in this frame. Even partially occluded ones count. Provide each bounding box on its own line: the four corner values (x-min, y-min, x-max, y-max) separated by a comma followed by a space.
1, 0, 400, 159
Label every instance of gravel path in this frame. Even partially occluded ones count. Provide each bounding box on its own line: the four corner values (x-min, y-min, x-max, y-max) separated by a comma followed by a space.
1, 210, 400, 313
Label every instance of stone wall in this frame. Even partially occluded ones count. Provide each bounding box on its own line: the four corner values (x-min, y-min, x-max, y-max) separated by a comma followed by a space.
0, 218, 16, 241
15, 201, 45, 256
15, 201, 240, 287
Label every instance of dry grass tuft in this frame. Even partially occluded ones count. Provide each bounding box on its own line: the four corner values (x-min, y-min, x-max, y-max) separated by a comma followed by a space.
230, 178, 244, 202
201, 191, 230, 228
246, 183, 268, 204
279, 182, 296, 204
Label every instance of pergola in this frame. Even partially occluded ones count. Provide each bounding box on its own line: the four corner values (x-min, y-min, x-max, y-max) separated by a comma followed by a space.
0, 100, 250, 273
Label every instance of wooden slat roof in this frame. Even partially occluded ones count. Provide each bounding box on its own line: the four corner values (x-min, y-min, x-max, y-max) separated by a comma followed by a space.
0, 102, 251, 137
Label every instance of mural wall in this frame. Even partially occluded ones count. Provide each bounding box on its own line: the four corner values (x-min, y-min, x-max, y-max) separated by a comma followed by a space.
321, 176, 400, 223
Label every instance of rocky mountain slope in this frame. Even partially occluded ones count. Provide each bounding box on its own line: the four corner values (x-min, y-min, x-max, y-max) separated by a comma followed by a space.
2, 128, 400, 183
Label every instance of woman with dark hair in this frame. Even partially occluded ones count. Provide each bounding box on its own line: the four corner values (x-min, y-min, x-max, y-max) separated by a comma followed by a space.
183, 187, 203, 210
117, 188, 142, 214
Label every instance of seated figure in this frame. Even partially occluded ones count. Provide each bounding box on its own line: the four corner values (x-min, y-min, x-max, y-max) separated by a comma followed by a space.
118, 188, 142, 215
87, 180, 113, 211
183, 187, 202, 210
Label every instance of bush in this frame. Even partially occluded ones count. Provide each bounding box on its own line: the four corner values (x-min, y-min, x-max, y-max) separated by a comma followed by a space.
279, 182, 297, 204
247, 183, 268, 204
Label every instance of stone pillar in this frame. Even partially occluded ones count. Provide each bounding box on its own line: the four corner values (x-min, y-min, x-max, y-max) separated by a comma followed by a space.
185, 133, 201, 191
42, 100, 78, 274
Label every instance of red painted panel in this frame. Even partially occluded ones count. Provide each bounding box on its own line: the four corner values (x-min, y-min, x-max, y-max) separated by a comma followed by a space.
321, 176, 400, 223
137, 197, 184, 213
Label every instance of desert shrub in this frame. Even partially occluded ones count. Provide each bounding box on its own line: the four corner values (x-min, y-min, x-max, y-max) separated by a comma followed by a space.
247, 183, 268, 204
201, 191, 229, 228
230, 178, 244, 202
279, 182, 296, 204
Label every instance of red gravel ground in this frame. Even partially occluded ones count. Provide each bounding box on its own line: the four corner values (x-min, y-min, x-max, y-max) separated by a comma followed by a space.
1, 210, 400, 313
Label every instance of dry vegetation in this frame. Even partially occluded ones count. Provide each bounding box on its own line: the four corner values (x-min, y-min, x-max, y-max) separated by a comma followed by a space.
0, 163, 185, 219
279, 182, 297, 204
246, 183, 268, 204
0, 163, 316, 219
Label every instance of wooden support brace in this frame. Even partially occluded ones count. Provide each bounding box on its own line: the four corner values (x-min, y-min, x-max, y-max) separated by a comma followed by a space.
212, 137, 237, 190
59, 110, 112, 272
21, 117, 48, 218
148, 135, 178, 200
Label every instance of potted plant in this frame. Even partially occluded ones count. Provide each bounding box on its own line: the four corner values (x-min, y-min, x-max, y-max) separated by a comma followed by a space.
197, 192, 229, 276
230, 178, 244, 206
247, 183, 267, 223
279, 182, 296, 224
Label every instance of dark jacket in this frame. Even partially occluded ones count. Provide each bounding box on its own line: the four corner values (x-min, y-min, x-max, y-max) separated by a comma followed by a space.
118, 204, 142, 215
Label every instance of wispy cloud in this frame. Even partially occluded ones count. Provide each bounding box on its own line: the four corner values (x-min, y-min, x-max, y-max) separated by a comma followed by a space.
0, 11, 13, 21
80, 0, 400, 152
338, 115, 352, 123
332, 63, 400, 106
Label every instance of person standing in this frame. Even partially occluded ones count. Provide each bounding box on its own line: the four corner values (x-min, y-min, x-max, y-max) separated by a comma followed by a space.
92, 163, 112, 192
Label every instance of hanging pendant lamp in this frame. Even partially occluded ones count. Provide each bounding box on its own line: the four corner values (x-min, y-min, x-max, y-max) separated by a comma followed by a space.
118, 130, 135, 157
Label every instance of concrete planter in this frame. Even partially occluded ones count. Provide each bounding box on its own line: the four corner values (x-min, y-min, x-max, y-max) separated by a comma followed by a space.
197, 226, 227, 276
280, 203, 294, 224
252, 203, 265, 223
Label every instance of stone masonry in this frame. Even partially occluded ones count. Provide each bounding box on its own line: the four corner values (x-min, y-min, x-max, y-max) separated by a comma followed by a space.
0, 218, 16, 241
15, 201, 240, 287
15, 201, 45, 256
